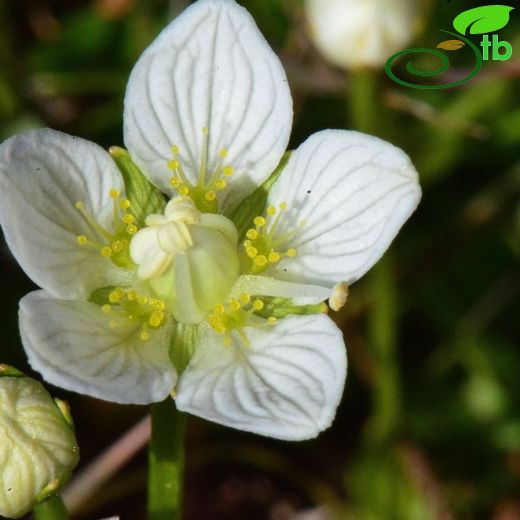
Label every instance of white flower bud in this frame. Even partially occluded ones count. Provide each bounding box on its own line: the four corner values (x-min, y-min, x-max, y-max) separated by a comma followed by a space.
305, 0, 415, 69
0, 367, 79, 519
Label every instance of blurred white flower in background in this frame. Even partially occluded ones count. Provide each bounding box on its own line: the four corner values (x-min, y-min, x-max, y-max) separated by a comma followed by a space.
305, 0, 415, 69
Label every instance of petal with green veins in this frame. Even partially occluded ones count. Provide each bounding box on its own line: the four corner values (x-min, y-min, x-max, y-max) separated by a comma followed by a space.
123, 0, 293, 212
0, 129, 132, 299
19, 290, 177, 405
175, 314, 346, 440
266, 130, 421, 287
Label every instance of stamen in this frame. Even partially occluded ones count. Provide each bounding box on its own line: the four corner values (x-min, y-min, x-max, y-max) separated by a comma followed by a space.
74, 189, 139, 265
240, 202, 301, 274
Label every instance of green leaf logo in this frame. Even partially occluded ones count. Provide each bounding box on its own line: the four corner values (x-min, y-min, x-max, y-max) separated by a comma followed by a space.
453, 5, 514, 35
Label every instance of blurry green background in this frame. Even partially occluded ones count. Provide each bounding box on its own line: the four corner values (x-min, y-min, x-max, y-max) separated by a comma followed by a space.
0, 0, 519, 519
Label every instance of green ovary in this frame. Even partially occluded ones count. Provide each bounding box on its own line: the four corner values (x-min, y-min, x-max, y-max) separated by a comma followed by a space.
147, 223, 240, 324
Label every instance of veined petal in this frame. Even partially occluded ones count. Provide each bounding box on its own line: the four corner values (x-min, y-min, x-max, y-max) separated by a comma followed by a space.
19, 291, 177, 405
123, 0, 293, 210
176, 314, 346, 440
0, 129, 131, 299
267, 130, 421, 287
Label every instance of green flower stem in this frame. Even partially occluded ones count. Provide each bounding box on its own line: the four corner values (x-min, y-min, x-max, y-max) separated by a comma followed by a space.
349, 68, 379, 134
349, 70, 402, 442
33, 495, 68, 520
148, 399, 187, 520
366, 256, 402, 442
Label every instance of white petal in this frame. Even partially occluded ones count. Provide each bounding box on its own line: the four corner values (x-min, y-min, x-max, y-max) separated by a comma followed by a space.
123, 0, 293, 210
19, 291, 177, 405
176, 314, 346, 440
267, 130, 421, 287
0, 129, 132, 299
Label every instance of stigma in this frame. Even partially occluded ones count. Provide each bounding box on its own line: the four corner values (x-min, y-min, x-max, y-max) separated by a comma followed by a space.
130, 197, 202, 280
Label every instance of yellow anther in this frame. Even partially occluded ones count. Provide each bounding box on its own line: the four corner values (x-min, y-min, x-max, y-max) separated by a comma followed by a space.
205, 190, 216, 201
253, 300, 264, 311
101, 246, 113, 258
254, 216, 266, 228
229, 300, 241, 312
112, 241, 124, 252
267, 206, 276, 216
109, 289, 122, 303
109, 320, 118, 329
243, 240, 252, 247
268, 252, 281, 263
102, 304, 111, 314
246, 246, 258, 258
171, 145, 180, 154
75, 201, 84, 210
209, 315, 220, 326
77, 235, 88, 245
109, 189, 119, 199
254, 255, 267, 267
149, 312, 163, 327
137, 296, 148, 305
119, 199, 131, 209
219, 149, 228, 158
267, 317, 277, 324
246, 229, 258, 240
122, 214, 135, 224
280, 201, 288, 210
239, 293, 251, 305
223, 166, 234, 176
154, 300, 166, 311
170, 177, 181, 188
215, 179, 227, 190
178, 186, 189, 196
127, 290, 137, 301
168, 160, 179, 170
214, 323, 226, 334
202, 126, 209, 135
286, 248, 297, 258
215, 304, 225, 314
127, 224, 138, 235
140, 330, 150, 341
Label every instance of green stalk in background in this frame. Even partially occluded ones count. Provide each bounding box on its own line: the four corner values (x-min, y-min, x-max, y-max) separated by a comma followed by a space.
349, 69, 402, 443
148, 399, 187, 520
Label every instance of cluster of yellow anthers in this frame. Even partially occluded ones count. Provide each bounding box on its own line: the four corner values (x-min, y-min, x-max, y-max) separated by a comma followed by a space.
102, 287, 167, 341
243, 202, 298, 274
167, 128, 234, 205
75, 189, 138, 261
208, 294, 277, 347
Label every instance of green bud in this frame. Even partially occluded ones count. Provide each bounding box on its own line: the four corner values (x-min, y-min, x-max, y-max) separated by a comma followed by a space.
0, 368, 79, 519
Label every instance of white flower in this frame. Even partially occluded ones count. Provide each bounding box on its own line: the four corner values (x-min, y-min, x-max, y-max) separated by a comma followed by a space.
0, 366, 79, 519
0, 0, 421, 440
305, 0, 416, 69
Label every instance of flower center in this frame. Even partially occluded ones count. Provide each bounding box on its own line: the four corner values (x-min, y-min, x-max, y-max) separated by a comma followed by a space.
167, 128, 234, 213
241, 202, 303, 274
129, 197, 240, 324
75, 189, 138, 268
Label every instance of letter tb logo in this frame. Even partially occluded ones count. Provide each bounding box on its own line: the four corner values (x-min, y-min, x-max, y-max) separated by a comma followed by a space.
481, 34, 513, 61
386, 5, 514, 89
